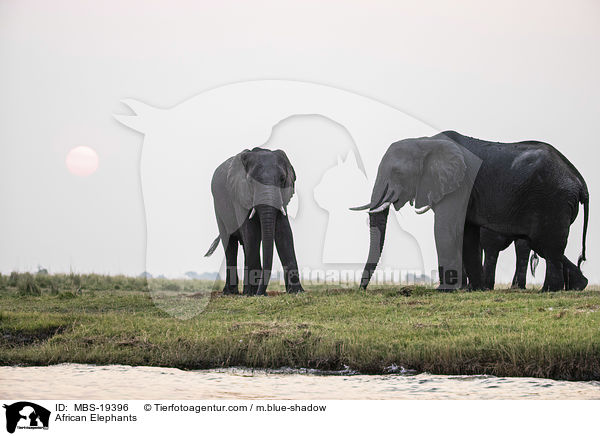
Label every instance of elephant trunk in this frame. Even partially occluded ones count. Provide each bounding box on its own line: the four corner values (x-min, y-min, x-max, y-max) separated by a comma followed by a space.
360, 208, 390, 289
369, 174, 393, 209
257, 204, 277, 294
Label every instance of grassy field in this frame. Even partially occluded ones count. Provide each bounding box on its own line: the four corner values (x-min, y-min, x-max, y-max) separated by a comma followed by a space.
1, 273, 599, 380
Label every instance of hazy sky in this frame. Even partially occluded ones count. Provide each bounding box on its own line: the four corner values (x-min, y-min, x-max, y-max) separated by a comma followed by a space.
1, 1, 598, 282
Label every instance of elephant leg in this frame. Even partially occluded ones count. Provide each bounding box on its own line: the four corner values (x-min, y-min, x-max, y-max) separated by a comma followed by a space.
274, 214, 304, 293
460, 266, 468, 289
433, 210, 465, 291
562, 259, 571, 290
562, 255, 588, 290
243, 244, 261, 295
512, 239, 530, 289
223, 236, 239, 295
483, 248, 500, 290
240, 218, 261, 296
533, 230, 567, 292
542, 257, 564, 292
432, 168, 475, 291
463, 223, 483, 290
480, 229, 513, 290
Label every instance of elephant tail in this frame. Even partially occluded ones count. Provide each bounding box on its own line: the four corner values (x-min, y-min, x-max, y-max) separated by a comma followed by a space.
529, 252, 539, 277
204, 235, 220, 257
577, 190, 589, 269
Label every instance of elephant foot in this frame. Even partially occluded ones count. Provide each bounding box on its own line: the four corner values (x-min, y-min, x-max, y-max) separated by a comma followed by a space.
242, 287, 257, 296
567, 277, 588, 291
576, 277, 588, 291
222, 285, 239, 295
511, 277, 527, 289
540, 285, 561, 293
435, 285, 456, 293
255, 285, 268, 296
541, 277, 564, 292
286, 286, 304, 294
465, 280, 484, 291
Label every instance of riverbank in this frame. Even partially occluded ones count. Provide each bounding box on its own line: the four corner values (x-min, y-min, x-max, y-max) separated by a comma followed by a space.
1, 274, 599, 380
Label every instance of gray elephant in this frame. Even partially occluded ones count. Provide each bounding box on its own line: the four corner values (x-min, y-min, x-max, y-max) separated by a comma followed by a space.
480, 228, 588, 290
353, 131, 589, 292
205, 148, 304, 295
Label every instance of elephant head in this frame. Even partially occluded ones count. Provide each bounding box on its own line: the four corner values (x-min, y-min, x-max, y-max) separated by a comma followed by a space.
226, 147, 296, 289
352, 137, 467, 288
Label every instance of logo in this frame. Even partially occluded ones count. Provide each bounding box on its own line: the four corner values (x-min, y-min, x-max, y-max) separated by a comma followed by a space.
3, 402, 50, 434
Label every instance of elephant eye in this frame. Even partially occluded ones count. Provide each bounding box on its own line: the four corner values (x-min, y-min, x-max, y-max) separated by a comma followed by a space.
280, 175, 286, 185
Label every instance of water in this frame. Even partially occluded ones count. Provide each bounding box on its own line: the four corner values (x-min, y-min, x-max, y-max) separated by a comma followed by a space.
1, 364, 599, 400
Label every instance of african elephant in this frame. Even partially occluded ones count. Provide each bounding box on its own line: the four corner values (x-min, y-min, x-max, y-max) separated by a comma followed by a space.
205, 147, 304, 295
353, 130, 589, 292
480, 228, 588, 290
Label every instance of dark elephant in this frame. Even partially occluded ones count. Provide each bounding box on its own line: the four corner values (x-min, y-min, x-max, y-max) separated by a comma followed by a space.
353, 130, 589, 292
205, 147, 304, 295
480, 228, 588, 290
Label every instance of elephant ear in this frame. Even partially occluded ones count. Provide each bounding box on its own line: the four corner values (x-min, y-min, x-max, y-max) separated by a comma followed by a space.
414, 139, 467, 209
227, 150, 253, 211
273, 149, 296, 206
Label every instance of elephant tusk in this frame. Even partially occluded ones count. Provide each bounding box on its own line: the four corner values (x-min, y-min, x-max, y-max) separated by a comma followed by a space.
368, 202, 391, 214
280, 207, 287, 216
249, 208, 256, 219
350, 203, 371, 211
415, 204, 432, 214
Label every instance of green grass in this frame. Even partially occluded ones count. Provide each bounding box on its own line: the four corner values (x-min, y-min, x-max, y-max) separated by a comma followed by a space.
0, 273, 599, 380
